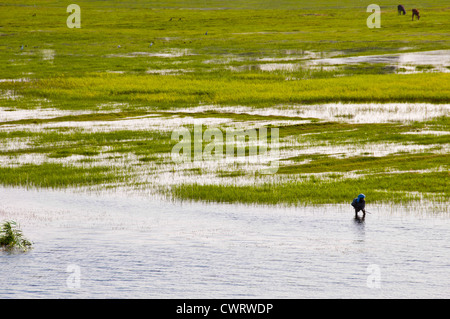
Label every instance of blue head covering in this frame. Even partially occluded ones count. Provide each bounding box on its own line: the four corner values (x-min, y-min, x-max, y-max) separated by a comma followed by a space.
357, 194, 365, 202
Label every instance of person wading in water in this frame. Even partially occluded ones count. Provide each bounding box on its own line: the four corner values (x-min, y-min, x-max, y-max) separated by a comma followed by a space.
351, 194, 366, 219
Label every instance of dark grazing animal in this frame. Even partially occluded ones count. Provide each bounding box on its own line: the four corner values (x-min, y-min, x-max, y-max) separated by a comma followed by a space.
412, 8, 420, 20
398, 5, 406, 15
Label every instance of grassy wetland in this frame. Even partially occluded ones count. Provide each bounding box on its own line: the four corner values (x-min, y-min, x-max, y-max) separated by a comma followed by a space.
0, 0, 449, 207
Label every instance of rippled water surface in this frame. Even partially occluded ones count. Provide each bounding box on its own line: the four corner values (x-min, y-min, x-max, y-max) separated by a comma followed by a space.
0, 187, 449, 298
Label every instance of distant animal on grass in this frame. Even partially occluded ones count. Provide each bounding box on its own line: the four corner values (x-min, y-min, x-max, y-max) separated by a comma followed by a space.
412, 9, 420, 20
397, 5, 406, 15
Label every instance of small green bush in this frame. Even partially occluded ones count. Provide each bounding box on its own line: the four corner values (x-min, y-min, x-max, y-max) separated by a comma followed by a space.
0, 220, 33, 252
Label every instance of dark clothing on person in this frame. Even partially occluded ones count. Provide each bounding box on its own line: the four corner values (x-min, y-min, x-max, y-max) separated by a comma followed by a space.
351, 198, 365, 212
352, 194, 366, 219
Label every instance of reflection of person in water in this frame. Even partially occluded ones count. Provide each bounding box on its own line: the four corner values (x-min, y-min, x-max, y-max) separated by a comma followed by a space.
351, 194, 366, 219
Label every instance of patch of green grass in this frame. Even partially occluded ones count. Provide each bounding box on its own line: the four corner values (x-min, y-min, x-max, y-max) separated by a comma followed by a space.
165, 110, 313, 122
171, 172, 449, 205
0, 163, 123, 188
280, 120, 449, 146
0, 129, 174, 159
415, 64, 435, 71
278, 153, 448, 174
216, 170, 247, 178
4, 73, 449, 109
47, 147, 100, 158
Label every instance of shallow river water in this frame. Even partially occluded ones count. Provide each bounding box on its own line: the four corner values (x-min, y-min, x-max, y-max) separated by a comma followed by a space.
0, 186, 449, 298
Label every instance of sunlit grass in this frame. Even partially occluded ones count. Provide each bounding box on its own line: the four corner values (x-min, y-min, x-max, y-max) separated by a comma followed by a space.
3, 72, 448, 109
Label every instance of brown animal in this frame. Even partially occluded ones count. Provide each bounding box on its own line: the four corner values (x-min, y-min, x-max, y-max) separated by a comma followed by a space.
412, 9, 420, 20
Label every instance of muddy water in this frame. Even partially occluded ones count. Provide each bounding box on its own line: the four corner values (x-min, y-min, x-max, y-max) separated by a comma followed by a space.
0, 187, 449, 298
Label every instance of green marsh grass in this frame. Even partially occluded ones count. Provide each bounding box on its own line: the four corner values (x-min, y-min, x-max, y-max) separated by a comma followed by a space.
278, 153, 448, 174
0, 111, 448, 205
171, 171, 449, 206
0, 163, 124, 188
0, 0, 448, 206
4, 73, 449, 110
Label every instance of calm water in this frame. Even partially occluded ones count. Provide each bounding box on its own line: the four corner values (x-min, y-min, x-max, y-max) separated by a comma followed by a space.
0, 186, 449, 298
